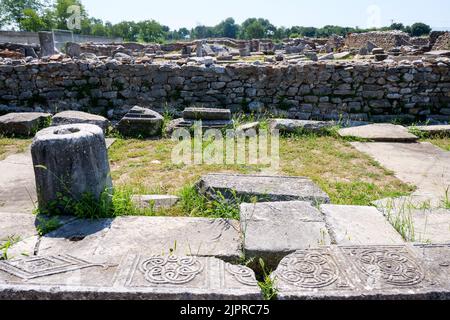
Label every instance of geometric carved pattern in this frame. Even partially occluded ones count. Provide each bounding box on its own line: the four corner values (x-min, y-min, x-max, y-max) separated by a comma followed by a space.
275, 250, 341, 289
139, 256, 204, 285
342, 246, 424, 287
0, 255, 104, 280
225, 263, 258, 286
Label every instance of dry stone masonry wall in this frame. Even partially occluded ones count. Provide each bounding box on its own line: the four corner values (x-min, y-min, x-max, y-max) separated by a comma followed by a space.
1, 59, 450, 123
345, 31, 412, 50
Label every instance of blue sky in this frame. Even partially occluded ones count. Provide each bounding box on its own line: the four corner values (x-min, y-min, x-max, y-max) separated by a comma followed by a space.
82, 0, 450, 30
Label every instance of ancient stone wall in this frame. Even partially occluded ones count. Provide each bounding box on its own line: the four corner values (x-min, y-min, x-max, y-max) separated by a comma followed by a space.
433, 32, 450, 50
1, 60, 449, 123
345, 31, 411, 50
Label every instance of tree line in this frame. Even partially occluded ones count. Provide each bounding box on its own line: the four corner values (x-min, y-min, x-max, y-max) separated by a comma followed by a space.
0, 0, 433, 43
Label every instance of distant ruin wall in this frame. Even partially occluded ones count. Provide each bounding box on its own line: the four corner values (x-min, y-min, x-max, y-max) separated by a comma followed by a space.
433, 32, 450, 50
0, 61, 449, 123
345, 32, 411, 50
0, 31, 40, 45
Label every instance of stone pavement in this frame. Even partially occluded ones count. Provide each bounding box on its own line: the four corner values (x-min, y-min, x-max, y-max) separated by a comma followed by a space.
0, 151, 36, 213
352, 142, 450, 206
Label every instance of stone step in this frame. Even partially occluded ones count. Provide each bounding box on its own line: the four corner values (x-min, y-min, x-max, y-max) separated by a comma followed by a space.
0, 254, 261, 300
320, 205, 405, 245
339, 123, 418, 142
273, 244, 450, 300
197, 174, 330, 204
240, 201, 331, 270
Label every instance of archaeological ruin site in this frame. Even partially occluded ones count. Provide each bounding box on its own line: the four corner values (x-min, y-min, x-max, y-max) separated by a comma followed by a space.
0, 2, 449, 305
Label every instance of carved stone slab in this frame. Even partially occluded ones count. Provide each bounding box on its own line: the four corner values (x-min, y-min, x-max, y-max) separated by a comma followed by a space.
0, 254, 261, 300
275, 245, 450, 300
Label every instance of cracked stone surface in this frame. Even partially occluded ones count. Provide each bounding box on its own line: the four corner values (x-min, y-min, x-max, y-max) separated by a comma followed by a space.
320, 205, 405, 245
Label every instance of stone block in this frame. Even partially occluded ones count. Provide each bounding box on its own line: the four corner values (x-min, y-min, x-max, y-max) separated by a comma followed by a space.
240, 201, 331, 269
0, 112, 51, 137
116, 106, 163, 137
52, 111, 110, 133
183, 107, 232, 121
197, 174, 330, 204
269, 119, 335, 134
338, 124, 418, 142
131, 195, 180, 209
38, 216, 242, 263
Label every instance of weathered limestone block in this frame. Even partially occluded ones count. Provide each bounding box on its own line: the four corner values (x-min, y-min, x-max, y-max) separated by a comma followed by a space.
31, 124, 112, 215
131, 195, 180, 209
65, 42, 81, 58
0, 112, 51, 136
320, 205, 405, 245
197, 174, 330, 204
240, 201, 331, 270
52, 111, 110, 133
38, 32, 56, 57
183, 107, 232, 121
269, 119, 335, 134
116, 106, 163, 137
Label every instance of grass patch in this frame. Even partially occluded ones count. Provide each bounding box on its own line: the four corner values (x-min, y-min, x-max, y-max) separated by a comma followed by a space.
36, 216, 62, 236
0, 137, 31, 160
279, 134, 414, 205
258, 258, 278, 301
178, 185, 241, 220
423, 137, 450, 151
444, 187, 450, 209
108, 133, 414, 207
0, 235, 21, 260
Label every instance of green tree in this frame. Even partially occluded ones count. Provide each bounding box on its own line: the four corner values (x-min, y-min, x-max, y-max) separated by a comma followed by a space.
110, 21, 140, 42
409, 22, 432, 36
0, 0, 47, 29
390, 23, 405, 31
18, 8, 47, 31
53, 0, 88, 31
137, 20, 166, 43
215, 17, 239, 38
192, 25, 215, 39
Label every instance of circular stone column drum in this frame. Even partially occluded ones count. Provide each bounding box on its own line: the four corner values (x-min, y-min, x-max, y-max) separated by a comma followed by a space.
31, 124, 113, 215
